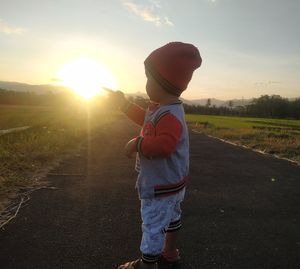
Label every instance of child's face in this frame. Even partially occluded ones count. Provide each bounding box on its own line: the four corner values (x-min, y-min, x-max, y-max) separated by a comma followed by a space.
145, 71, 164, 103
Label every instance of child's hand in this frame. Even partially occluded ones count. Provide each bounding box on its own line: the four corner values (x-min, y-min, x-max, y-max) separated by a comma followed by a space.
124, 138, 137, 158
107, 90, 127, 109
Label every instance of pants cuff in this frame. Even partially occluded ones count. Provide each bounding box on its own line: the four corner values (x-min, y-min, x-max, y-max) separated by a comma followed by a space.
142, 253, 161, 264
165, 219, 182, 233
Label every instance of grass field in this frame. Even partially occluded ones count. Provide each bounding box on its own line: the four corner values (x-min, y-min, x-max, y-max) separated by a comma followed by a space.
186, 114, 300, 164
0, 104, 118, 208
1, 106, 299, 210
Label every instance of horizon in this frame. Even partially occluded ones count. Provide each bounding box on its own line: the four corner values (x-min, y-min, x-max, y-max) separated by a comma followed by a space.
1, 0, 299, 100
1, 80, 299, 102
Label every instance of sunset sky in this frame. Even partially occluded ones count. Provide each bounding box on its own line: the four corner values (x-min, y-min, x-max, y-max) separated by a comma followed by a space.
0, 0, 299, 100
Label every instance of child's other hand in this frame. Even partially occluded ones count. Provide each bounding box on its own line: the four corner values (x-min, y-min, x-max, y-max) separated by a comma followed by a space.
124, 138, 137, 158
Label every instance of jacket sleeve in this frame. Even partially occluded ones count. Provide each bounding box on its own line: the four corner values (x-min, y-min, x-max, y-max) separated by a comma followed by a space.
121, 101, 146, 126
135, 113, 182, 158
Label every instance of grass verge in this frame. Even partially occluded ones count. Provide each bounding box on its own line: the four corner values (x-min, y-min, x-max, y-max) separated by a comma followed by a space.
186, 114, 300, 164
0, 104, 119, 210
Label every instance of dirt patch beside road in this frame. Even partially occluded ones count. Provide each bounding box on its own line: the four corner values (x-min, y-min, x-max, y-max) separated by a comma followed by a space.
0, 117, 299, 269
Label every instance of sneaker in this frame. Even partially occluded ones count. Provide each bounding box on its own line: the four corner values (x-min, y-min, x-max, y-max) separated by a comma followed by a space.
157, 255, 181, 269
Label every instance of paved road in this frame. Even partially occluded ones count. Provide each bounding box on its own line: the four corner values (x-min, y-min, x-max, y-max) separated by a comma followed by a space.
0, 118, 299, 269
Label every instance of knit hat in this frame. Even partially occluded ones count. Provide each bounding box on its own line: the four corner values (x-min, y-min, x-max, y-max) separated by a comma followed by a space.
144, 42, 202, 96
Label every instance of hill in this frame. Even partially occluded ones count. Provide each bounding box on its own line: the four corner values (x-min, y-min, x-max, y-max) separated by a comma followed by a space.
0, 81, 68, 94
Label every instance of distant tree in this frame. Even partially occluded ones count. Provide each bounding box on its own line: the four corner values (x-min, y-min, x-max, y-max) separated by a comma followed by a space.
246, 94, 292, 118
206, 98, 211, 108
289, 98, 300, 119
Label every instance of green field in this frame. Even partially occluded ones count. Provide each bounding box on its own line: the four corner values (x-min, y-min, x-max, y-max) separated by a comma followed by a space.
186, 114, 300, 164
0, 104, 118, 207
1, 106, 299, 209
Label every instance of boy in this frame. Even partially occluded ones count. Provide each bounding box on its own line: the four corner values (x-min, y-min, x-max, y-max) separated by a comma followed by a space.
113, 42, 202, 269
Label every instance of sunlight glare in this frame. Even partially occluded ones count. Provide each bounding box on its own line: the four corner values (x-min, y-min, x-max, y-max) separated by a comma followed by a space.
57, 58, 117, 99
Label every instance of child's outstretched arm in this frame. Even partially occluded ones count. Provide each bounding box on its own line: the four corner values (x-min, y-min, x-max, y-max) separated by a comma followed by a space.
108, 90, 145, 126
120, 100, 145, 127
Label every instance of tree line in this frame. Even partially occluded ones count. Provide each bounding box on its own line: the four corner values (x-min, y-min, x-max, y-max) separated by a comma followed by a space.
128, 95, 300, 120
0, 89, 73, 106
0, 89, 299, 119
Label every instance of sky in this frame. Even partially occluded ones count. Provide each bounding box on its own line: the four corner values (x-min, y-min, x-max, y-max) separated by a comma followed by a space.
0, 0, 299, 100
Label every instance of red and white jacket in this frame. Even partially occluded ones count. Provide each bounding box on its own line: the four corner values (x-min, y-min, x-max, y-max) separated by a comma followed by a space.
122, 100, 189, 199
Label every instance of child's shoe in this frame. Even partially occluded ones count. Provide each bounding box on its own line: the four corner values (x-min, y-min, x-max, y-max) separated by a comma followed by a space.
157, 249, 181, 269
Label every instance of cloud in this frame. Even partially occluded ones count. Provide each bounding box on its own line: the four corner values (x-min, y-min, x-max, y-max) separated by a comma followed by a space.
164, 16, 174, 26
0, 19, 26, 35
254, 81, 282, 87
122, 0, 174, 27
149, 0, 161, 8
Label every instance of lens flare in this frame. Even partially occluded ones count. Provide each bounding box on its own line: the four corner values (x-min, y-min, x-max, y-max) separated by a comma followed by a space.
57, 58, 117, 99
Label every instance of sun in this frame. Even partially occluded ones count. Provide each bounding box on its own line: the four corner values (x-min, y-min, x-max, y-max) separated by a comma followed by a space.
57, 58, 117, 99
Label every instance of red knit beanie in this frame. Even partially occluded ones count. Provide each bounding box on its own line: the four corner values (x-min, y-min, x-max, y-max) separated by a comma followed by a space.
144, 42, 202, 96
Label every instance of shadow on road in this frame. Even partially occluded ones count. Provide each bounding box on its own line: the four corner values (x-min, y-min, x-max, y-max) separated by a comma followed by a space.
0, 118, 299, 269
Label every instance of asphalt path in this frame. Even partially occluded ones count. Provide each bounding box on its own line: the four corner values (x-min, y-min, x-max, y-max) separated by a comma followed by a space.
0, 117, 299, 269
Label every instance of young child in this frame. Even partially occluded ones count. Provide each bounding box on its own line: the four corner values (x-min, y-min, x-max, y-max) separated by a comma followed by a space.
114, 42, 202, 269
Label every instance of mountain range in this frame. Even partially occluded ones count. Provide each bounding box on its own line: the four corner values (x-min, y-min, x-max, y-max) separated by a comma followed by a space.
0, 81, 67, 95
0, 80, 253, 107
